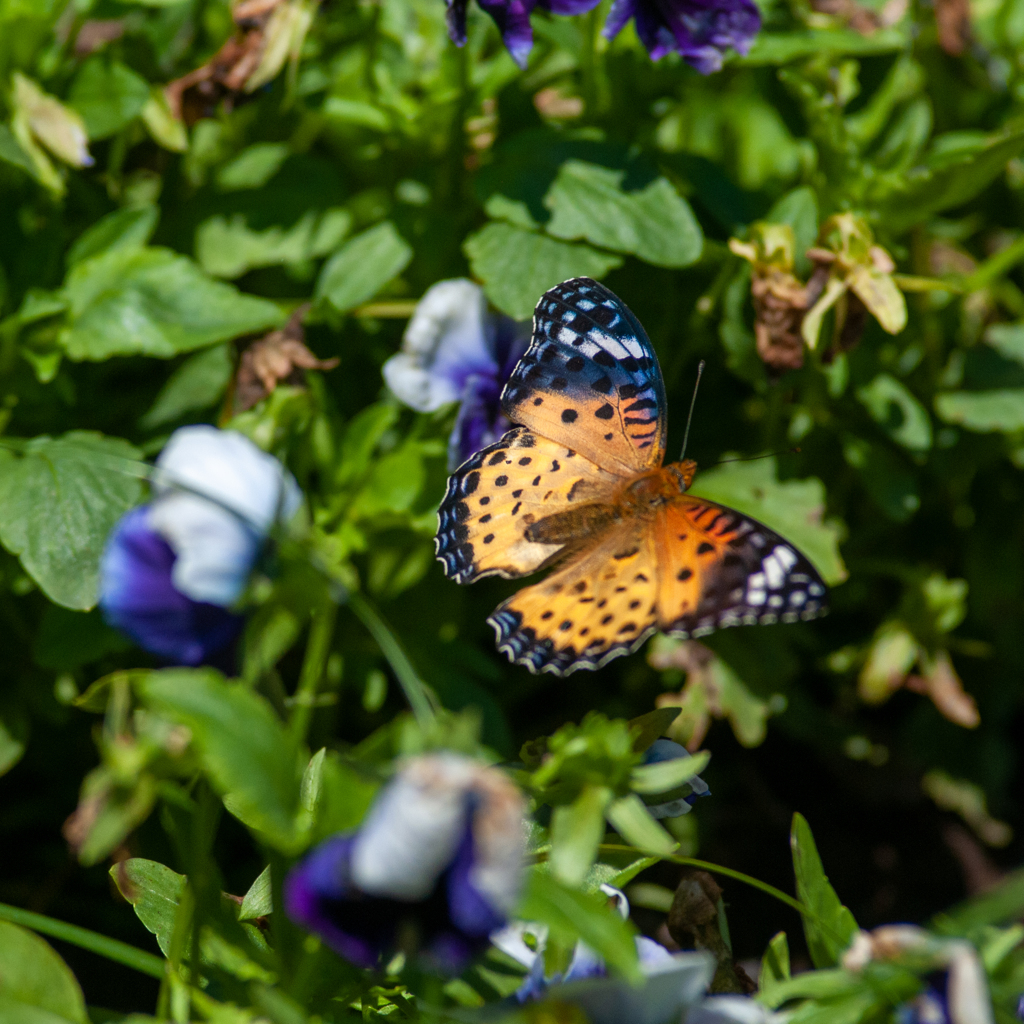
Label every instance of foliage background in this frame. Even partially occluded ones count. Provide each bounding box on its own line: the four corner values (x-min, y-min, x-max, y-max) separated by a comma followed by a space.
0, 0, 1022, 1017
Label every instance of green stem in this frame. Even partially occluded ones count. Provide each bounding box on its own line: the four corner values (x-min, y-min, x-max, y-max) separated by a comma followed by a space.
0, 902, 165, 979
290, 601, 338, 742
600, 844, 852, 949
348, 591, 437, 726
962, 234, 1024, 292
597, 845, 807, 921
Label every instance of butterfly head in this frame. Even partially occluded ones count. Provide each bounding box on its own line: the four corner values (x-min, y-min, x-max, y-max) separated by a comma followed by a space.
666, 460, 698, 492
620, 460, 698, 513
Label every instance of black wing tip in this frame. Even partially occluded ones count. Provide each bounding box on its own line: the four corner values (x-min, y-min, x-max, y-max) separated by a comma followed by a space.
664, 599, 828, 640
488, 605, 656, 676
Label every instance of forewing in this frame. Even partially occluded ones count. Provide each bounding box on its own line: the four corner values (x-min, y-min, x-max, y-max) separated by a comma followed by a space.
488, 521, 659, 675
436, 426, 620, 584
653, 497, 828, 637
501, 278, 667, 476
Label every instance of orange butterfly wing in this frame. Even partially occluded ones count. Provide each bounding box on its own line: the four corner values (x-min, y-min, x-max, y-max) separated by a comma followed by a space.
500, 278, 666, 476
652, 497, 828, 637
488, 520, 659, 674
436, 426, 621, 584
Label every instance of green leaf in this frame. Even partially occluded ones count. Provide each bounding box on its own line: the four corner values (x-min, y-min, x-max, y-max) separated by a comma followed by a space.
216, 143, 290, 191
630, 750, 710, 794
689, 458, 847, 586
110, 858, 185, 957
60, 247, 283, 361
67, 206, 158, 267
549, 784, 612, 887
111, 857, 275, 982
336, 403, 399, 485
935, 390, 1024, 432
759, 930, 791, 990
742, 27, 907, 64
544, 161, 703, 268
758, 968, 862, 1008
0, 920, 88, 1024
67, 58, 150, 140
791, 813, 859, 968
75, 769, 158, 867
766, 186, 818, 275
138, 669, 306, 851
604, 856, 661, 890
349, 445, 425, 518
882, 130, 1024, 232
984, 322, 1024, 364
0, 432, 143, 609
627, 707, 682, 754
196, 209, 351, 279
856, 374, 932, 451
464, 222, 622, 319
0, 124, 34, 176
140, 89, 187, 152
519, 870, 641, 982
239, 866, 272, 921
0, 709, 27, 777
304, 749, 378, 843
315, 221, 412, 313
139, 344, 234, 429
605, 793, 677, 855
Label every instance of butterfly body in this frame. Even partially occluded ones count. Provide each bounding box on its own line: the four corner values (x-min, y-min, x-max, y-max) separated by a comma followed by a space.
435, 278, 827, 675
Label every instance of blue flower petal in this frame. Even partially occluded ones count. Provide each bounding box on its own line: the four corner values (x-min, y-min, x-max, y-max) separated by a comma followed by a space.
602, 0, 760, 72
99, 507, 242, 666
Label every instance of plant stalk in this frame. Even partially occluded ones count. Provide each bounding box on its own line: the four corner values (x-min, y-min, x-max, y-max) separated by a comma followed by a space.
0, 901, 165, 979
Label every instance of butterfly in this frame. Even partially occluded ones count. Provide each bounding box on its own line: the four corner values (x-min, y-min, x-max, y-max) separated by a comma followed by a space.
435, 278, 827, 675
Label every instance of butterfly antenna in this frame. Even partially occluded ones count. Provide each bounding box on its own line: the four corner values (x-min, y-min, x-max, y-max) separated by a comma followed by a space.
716, 447, 801, 465
679, 360, 705, 461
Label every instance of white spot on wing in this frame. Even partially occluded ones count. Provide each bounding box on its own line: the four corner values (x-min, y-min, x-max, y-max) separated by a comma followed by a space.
776, 546, 798, 571
762, 552, 785, 590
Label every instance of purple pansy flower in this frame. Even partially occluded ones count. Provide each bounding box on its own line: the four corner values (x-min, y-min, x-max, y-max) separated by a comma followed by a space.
383, 279, 529, 470
285, 753, 527, 975
445, 0, 601, 69
603, 0, 760, 73
100, 426, 301, 666
843, 926, 995, 1024
642, 738, 711, 819
492, 885, 716, 1024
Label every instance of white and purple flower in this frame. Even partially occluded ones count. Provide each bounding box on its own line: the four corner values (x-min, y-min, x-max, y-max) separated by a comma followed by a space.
445, 0, 601, 69
842, 925, 995, 1024
100, 426, 301, 666
493, 885, 716, 1024
284, 753, 527, 974
603, 0, 760, 73
383, 279, 529, 470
